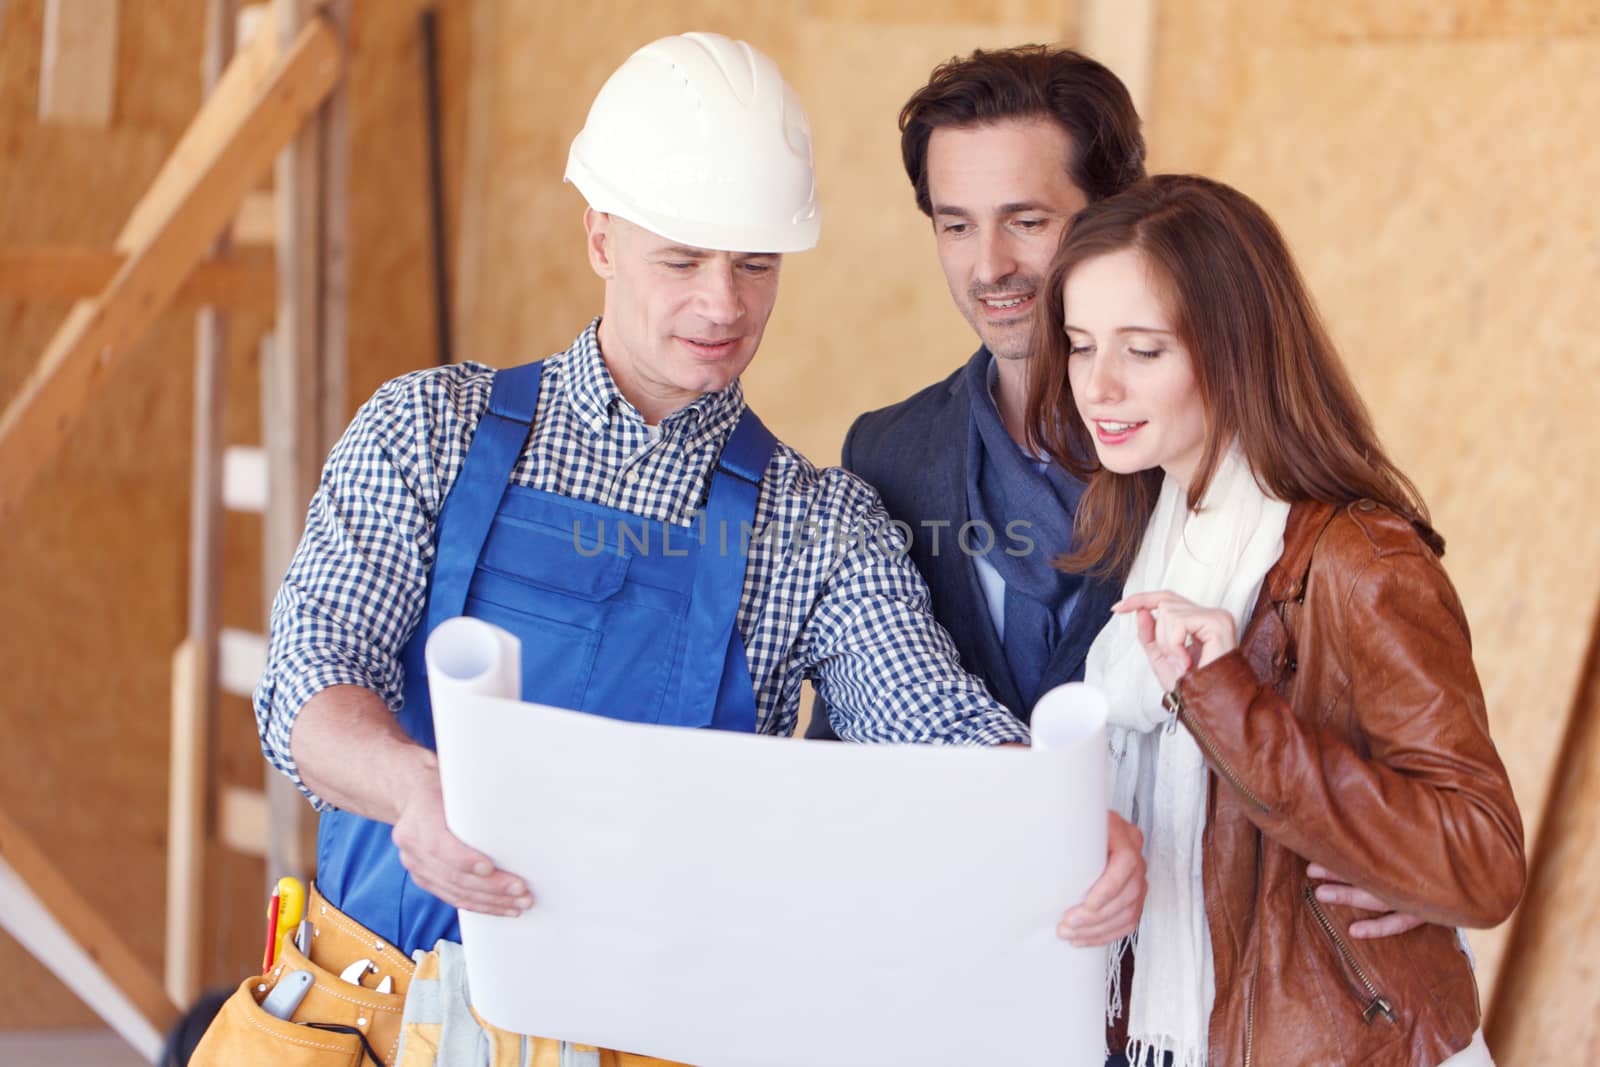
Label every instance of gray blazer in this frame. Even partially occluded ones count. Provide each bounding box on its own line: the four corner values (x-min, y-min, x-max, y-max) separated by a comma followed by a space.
808, 363, 1121, 737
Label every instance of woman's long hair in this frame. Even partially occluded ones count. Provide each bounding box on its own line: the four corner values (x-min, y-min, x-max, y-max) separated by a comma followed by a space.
1025, 174, 1442, 579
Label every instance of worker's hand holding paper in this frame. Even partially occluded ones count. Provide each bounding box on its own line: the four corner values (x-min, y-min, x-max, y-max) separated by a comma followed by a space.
428, 616, 1112, 1067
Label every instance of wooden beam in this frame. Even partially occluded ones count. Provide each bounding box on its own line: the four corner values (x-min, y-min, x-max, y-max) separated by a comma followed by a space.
222, 445, 268, 512
218, 785, 269, 856
238, 2, 269, 51
166, 0, 241, 1010
317, 0, 351, 447
0, 806, 176, 1047
0, 859, 164, 1060
0, 246, 275, 312
260, 0, 348, 885
164, 641, 207, 1008
453, 0, 498, 365
38, 0, 119, 126
0, 5, 341, 522
218, 627, 268, 696
1485, 607, 1600, 1057
270, 1, 326, 531
115, 2, 281, 249
207, 0, 243, 87
234, 189, 277, 245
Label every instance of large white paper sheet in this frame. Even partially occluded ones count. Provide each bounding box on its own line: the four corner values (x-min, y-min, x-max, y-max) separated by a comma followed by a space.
428, 617, 1111, 1067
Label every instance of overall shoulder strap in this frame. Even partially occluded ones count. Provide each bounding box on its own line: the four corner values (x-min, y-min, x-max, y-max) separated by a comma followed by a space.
714, 406, 778, 486
426, 361, 545, 630
676, 406, 779, 715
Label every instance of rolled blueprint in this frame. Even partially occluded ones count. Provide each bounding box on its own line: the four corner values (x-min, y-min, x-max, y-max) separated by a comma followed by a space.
1031, 682, 1112, 1037
424, 616, 520, 701
1032, 682, 1111, 874
426, 616, 524, 873
1030, 681, 1110, 755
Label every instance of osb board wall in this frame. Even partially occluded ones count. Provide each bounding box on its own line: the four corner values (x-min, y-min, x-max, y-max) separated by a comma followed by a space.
0, 0, 254, 1030
1142, 0, 1600, 1003
0, 0, 471, 1028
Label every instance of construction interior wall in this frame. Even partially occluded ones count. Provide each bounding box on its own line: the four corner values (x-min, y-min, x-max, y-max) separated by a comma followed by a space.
2, 0, 240, 1028
0, 0, 471, 1027
1, 0, 1596, 1057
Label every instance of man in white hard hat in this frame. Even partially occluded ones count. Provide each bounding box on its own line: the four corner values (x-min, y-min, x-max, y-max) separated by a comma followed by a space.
241, 33, 1143, 1063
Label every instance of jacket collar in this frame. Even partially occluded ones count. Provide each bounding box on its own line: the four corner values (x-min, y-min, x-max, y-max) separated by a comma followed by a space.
1264, 500, 1339, 603
946, 347, 985, 397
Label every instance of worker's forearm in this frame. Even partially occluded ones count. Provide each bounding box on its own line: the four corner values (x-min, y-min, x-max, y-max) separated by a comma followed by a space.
289, 684, 436, 824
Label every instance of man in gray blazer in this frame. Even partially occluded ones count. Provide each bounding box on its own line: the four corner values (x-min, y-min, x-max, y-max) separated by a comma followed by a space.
810, 46, 1145, 735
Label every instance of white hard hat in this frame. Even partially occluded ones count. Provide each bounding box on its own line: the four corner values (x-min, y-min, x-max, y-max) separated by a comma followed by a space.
565, 32, 821, 254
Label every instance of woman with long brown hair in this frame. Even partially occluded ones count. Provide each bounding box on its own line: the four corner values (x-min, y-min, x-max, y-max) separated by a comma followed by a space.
1026, 175, 1523, 1066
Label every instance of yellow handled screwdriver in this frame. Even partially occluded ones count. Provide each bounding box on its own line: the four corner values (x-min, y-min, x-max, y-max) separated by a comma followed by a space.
264, 876, 306, 970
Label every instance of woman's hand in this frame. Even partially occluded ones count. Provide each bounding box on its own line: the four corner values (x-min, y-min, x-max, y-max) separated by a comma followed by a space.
1113, 591, 1238, 692
1307, 863, 1427, 939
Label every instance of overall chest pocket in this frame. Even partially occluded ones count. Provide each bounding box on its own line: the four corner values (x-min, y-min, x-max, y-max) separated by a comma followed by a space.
465, 512, 686, 721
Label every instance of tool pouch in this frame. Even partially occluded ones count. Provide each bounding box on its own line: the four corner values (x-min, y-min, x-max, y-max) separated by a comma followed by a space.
190, 884, 691, 1066
189, 884, 414, 1066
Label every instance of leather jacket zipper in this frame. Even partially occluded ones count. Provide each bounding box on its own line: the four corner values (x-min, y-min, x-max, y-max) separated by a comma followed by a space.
1244, 834, 1264, 1067
1244, 972, 1256, 1067
1304, 884, 1397, 1023
1162, 691, 1270, 813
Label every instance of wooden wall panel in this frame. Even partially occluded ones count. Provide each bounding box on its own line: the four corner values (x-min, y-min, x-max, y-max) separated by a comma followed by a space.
0, 0, 471, 1030
0, 0, 241, 1030
1143, 0, 1600, 1008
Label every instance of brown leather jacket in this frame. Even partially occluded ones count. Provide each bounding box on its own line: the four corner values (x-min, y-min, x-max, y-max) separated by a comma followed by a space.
1161, 499, 1525, 1066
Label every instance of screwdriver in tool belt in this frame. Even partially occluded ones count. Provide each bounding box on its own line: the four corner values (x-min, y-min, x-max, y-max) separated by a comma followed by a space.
262, 876, 307, 971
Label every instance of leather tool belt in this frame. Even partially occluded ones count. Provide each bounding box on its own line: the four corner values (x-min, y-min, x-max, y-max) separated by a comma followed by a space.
190, 883, 690, 1067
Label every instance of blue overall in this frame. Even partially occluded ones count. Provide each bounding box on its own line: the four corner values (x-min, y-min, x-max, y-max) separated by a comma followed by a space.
315, 361, 777, 955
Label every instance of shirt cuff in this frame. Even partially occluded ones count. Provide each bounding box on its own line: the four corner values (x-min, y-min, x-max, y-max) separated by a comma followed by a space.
942, 709, 1032, 747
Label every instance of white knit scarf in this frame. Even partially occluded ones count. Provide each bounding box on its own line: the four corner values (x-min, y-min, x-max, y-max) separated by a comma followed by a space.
1086, 445, 1290, 1067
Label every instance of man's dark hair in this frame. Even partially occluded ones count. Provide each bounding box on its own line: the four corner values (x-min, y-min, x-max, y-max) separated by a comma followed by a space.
899, 45, 1147, 216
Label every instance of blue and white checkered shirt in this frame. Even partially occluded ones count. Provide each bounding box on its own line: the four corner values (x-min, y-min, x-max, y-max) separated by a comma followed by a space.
256, 322, 1030, 808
